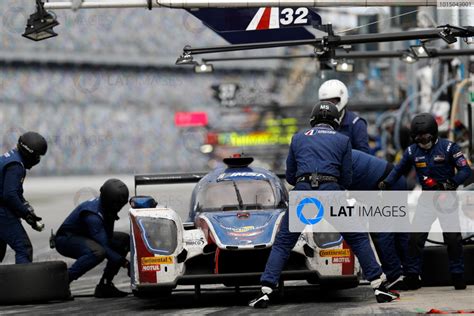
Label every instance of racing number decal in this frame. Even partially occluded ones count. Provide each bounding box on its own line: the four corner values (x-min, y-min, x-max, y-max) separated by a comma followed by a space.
247, 7, 311, 31
280, 8, 309, 26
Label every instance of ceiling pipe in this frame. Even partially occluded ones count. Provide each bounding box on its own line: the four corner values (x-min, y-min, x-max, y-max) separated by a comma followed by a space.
44, 0, 438, 10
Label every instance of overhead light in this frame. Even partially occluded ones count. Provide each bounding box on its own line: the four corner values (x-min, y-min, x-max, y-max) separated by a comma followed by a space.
400, 51, 418, 64
175, 52, 195, 65
22, 0, 59, 41
439, 27, 457, 45
335, 60, 354, 73
200, 144, 214, 154
411, 44, 431, 58
194, 63, 214, 74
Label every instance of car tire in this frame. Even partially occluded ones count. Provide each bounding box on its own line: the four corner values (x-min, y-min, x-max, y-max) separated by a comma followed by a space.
422, 244, 474, 286
0, 261, 71, 305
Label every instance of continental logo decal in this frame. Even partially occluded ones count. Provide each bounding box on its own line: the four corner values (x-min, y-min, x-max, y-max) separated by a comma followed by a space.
416, 162, 427, 168
319, 249, 350, 257
141, 256, 173, 265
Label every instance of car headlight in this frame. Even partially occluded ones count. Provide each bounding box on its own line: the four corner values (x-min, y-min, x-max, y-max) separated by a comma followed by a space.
138, 217, 178, 255
313, 233, 343, 249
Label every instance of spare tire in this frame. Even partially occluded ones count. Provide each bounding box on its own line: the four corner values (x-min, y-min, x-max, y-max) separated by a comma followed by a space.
0, 261, 71, 305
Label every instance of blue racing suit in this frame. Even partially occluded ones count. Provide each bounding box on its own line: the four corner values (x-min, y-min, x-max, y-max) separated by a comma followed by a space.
351, 150, 409, 282
384, 138, 473, 275
55, 198, 129, 282
339, 111, 370, 154
260, 125, 383, 287
0, 149, 33, 264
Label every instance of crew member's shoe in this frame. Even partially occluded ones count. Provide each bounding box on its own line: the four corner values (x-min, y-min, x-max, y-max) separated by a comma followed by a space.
452, 273, 466, 290
371, 278, 400, 303
249, 286, 273, 308
403, 274, 422, 290
94, 282, 129, 298
387, 275, 409, 291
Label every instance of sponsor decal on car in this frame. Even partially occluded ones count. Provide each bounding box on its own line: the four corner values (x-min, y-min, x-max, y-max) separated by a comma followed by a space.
319, 249, 351, 257
141, 256, 174, 265
217, 172, 267, 181
332, 257, 351, 264
141, 265, 161, 272
228, 230, 263, 237
185, 239, 205, 246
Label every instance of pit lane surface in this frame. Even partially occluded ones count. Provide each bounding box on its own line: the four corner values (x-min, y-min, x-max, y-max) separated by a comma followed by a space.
1, 176, 473, 315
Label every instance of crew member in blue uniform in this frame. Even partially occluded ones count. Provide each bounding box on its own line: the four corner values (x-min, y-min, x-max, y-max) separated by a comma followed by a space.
55, 179, 131, 298
0, 132, 47, 264
380, 113, 472, 290
249, 102, 399, 308
319, 79, 370, 153
351, 149, 409, 290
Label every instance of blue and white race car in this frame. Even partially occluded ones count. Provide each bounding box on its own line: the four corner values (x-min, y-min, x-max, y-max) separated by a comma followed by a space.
129, 156, 360, 297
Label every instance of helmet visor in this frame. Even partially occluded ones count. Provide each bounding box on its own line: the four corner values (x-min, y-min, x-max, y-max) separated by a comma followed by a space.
320, 98, 339, 105
414, 133, 433, 145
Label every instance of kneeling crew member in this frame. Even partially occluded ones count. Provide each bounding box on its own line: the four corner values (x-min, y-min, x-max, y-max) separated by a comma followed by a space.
380, 113, 472, 290
55, 179, 131, 298
0, 132, 47, 264
249, 102, 399, 308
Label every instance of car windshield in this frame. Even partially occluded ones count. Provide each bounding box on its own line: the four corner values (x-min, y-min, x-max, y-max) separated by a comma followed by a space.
196, 180, 276, 212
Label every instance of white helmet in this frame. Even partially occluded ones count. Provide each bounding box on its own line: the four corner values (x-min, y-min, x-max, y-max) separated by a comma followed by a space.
318, 79, 349, 115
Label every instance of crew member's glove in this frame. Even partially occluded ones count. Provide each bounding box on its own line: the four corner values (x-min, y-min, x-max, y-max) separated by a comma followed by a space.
123, 259, 131, 277
378, 181, 389, 190
23, 203, 44, 232
442, 179, 458, 191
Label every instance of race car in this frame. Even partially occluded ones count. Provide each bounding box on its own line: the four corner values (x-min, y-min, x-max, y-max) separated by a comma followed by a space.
128, 155, 360, 297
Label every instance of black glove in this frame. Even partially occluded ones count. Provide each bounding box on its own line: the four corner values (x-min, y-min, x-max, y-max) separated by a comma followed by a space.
23, 203, 44, 232
378, 181, 389, 190
443, 179, 458, 191
123, 259, 131, 277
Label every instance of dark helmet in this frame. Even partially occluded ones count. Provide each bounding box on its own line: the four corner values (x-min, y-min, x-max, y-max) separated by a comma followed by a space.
100, 179, 129, 219
410, 113, 438, 143
17, 131, 48, 169
310, 101, 340, 129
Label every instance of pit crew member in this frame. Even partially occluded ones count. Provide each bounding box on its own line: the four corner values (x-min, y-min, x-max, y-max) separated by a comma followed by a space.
319, 79, 370, 153
0, 132, 47, 264
379, 113, 473, 290
55, 179, 131, 298
249, 102, 399, 308
351, 149, 409, 290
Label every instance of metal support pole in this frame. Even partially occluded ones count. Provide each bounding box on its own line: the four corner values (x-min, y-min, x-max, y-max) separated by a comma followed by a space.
468, 103, 473, 161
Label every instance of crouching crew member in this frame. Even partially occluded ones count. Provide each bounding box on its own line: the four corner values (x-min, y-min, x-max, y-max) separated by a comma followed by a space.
351, 149, 409, 290
249, 102, 399, 309
55, 179, 131, 298
379, 113, 473, 290
0, 132, 47, 264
